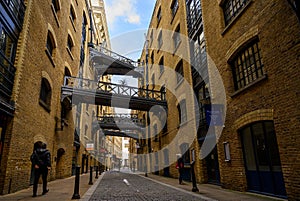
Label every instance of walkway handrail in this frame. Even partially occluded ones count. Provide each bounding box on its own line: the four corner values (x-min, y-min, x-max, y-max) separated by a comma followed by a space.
92, 45, 141, 68
63, 76, 166, 102
95, 114, 145, 126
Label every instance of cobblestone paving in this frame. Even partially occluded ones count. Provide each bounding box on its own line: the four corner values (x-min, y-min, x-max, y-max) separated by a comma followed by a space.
88, 172, 204, 201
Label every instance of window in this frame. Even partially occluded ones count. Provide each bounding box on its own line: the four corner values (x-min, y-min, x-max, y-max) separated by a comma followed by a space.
81, 14, 87, 44
0, 26, 17, 101
67, 35, 74, 52
173, 24, 181, 50
151, 74, 155, 89
154, 124, 158, 141
159, 57, 164, 75
180, 143, 190, 164
186, 0, 202, 33
52, 0, 60, 13
70, 5, 76, 23
230, 38, 265, 90
171, 0, 179, 17
39, 78, 52, 111
175, 60, 184, 83
157, 7, 162, 24
46, 31, 55, 56
150, 30, 153, 45
150, 51, 154, 65
222, 0, 249, 26
177, 99, 187, 125
158, 31, 163, 49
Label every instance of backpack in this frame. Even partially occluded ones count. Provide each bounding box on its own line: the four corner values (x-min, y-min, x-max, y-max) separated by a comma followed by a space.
31, 150, 46, 167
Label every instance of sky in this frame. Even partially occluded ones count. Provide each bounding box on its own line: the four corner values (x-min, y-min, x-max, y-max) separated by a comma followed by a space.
103, 0, 156, 61
102, 0, 156, 113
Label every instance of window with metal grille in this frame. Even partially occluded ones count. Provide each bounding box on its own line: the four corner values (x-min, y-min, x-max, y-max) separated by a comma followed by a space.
186, 0, 202, 33
171, 0, 179, 17
175, 60, 184, 83
231, 39, 264, 90
222, 0, 249, 25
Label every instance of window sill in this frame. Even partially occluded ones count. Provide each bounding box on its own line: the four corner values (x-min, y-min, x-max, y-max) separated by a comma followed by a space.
51, 5, 60, 28
230, 74, 268, 97
221, 0, 252, 36
45, 49, 56, 67
39, 99, 51, 113
66, 47, 74, 60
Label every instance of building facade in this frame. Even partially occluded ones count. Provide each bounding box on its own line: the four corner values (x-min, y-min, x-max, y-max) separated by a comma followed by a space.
138, 0, 199, 181
201, 0, 300, 199
138, 0, 300, 200
0, 0, 112, 194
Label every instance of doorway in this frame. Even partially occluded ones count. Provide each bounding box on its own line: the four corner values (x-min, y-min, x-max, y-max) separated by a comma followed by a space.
206, 146, 220, 184
240, 121, 286, 197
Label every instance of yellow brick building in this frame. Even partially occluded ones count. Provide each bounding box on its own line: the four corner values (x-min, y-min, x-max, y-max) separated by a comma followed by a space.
137, 0, 300, 200
0, 0, 111, 194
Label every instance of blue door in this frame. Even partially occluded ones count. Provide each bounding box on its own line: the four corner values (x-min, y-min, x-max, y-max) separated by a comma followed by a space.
241, 121, 286, 198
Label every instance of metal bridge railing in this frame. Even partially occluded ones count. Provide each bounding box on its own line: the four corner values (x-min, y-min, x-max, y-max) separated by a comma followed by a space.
96, 113, 145, 127
63, 76, 166, 102
91, 45, 141, 68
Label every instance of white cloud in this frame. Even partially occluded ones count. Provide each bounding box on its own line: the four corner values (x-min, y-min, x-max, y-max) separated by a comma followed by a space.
104, 0, 141, 26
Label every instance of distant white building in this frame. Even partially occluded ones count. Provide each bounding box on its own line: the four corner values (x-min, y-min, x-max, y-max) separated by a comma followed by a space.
122, 137, 130, 167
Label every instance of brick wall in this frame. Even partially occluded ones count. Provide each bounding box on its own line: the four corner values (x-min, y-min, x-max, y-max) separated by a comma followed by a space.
202, 0, 300, 199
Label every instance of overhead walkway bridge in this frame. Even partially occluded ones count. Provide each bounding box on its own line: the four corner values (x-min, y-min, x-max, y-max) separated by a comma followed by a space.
61, 45, 167, 139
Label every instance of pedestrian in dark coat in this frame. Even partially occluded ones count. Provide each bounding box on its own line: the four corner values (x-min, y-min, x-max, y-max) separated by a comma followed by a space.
30, 142, 51, 197
176, 154, 184, 184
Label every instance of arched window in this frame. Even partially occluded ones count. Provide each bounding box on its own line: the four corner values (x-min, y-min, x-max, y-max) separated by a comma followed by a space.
173, 24, 181, 50
175, 60, 184, 83
67, 35, 74, 52
177, 99, 187, 125
70, 5, 76, 23
39, 78, 52, 112
46, 31, 55, 56
52, 0, 60, 13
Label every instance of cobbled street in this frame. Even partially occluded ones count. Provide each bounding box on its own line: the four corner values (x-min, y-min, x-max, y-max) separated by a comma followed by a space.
88, 172, 204, 201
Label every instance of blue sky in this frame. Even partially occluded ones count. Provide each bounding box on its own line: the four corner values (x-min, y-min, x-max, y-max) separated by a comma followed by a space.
102, 0, 156, 113
103, 0, 156, 61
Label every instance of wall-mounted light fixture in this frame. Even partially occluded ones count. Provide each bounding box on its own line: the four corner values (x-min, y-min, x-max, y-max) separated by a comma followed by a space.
223, 141, 231, 162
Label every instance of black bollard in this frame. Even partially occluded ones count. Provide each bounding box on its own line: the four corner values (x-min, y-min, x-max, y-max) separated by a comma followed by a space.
95, 166, 98, 179
72, 166, 81, 199
190, 161, 199, 192
88, 166, 93, 185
